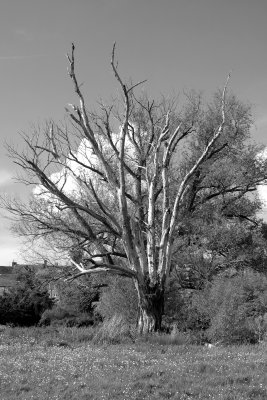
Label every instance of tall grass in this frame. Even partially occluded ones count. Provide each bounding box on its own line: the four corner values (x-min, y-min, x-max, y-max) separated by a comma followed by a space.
92, 314, 137, 344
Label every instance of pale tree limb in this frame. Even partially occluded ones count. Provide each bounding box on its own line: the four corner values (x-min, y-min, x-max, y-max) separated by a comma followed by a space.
146, 112, 170, 279
110, 43, 144, 277
67, 43, 119, 188
68, 258, 137, 280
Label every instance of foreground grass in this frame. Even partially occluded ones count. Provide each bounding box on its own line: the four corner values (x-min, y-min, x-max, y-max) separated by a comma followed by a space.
0, 327, 267, 399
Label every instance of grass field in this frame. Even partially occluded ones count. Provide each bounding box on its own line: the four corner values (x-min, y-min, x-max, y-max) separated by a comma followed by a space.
0, 327, 267, 400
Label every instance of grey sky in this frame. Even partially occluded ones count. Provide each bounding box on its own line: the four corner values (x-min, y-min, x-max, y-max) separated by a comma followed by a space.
0, 0, 267, 264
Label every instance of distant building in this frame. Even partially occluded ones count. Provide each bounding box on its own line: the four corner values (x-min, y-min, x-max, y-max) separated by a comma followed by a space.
0, 265, 16, 295
0, 261, 59, 299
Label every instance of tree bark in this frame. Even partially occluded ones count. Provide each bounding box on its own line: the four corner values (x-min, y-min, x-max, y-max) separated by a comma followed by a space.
136, 282, 165, 334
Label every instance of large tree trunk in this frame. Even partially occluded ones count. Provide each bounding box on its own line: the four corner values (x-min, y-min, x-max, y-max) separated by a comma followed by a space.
136, 282, 165, 334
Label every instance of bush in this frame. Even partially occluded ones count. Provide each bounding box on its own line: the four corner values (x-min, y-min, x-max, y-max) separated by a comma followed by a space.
56, 276, 101, 314
95, 273, 207, 335
95, 276, 138, 323
163, 272, 192, 330
39, 306, 97, 327
0, 269, 53, 326
190, 270, 267, 344
65, 313, 96, 327
38, 306, 75, 326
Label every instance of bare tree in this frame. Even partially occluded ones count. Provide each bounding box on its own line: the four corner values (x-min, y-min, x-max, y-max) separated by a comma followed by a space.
3, 44, 266, 333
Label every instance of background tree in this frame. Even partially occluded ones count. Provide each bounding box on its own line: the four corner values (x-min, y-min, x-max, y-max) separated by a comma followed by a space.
0, 267, 53, 326
3, 44, 267, 333
172, 210, 267, 289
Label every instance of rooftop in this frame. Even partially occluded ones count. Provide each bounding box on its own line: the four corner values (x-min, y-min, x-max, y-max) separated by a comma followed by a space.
0, 266, 13, 275
0, 261, 47, 289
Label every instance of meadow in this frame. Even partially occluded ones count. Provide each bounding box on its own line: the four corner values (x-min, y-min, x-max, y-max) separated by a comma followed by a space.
0, 326, 267, 400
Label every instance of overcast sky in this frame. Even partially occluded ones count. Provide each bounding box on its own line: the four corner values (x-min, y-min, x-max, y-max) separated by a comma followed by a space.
0, 0, 267, 265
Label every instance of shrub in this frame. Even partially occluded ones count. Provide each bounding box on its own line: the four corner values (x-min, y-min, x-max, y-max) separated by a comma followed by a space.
38, 306, 76, 326
190, 270, 267, 344
163, 272, 192, 330
0, 269, 53, 326
56, 275, 101, 314
65, 313, 96, 327
95, 276, 138, 323
39, 306, 97, 327
95, 274, 189, 331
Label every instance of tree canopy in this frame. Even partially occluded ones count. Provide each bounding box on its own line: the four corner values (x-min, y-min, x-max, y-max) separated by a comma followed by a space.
3, 44, 267, 332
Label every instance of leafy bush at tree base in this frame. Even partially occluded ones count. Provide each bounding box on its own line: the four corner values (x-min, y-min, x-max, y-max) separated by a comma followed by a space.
38, 306, 98, 327
189, 270, 267, 344
94, 276, 139, 323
